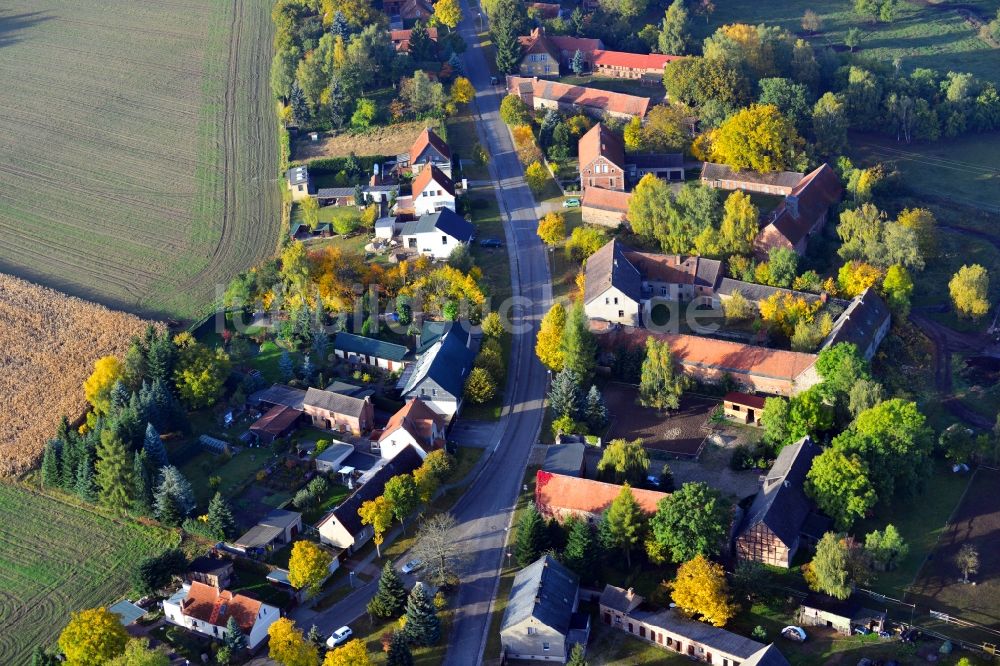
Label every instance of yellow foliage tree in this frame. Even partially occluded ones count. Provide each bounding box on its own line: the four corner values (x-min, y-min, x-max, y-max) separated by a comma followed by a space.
949, 264, 990, 319
623, 116, 645, 152
413, 465, 439, 503
323, 639, 371, 666
536, 303, 567, 371
449, 76, 475, 106
718, 191, 759, 255
300, 196, 320, 230
402, 265, 486, 317
83, 356, 124, 416
525, 161, 548, 194
359, 495, 394, 557
434, 0, 463, 28
59, 607, 129, 666
288, 541, 333, 598
268, 618, 319, 666
759, 292, 821, 337
896, 207, 937, 258
537, 212, 566, 246
710, 104, 802, 173
669, 555, 738, 627
837, 261, 882, 298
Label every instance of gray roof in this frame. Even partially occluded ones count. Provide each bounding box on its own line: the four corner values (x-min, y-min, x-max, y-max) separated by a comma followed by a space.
630, 606, 767, 659
542, 443, 586, 477
738, 437, 819, 547
417, 320, 453, 354
627, 153, 684, 169
401, 324, 476, 399
234, 524, 284, 549
501, 555, 580, 635
599, 585, 641, 613
315, 443, 355, 464
743, 644, 792, 666
260, 508, 301, 530
375, 216, 397, 228
303, 387, 369, 418
187, 556, 233, 576
401, 208, 474, 242
109, 600, 146, 625
700, 162, 803, 189
319, 445, 424, 535
315, 184, 398, 198
583, 239, 642, 305
249, 384, 307, 410
287, 166, 309, 186
821, 288, 890, 359
694, 257, 723, 288
334, 332, 410, 362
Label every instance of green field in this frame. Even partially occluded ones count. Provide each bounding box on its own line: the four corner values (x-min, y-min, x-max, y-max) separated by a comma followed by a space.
0, 484, 177, 664
0, 1, 280, 320
687, 0, 1000, 83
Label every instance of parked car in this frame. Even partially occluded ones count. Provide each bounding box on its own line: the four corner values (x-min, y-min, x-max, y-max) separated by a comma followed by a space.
781, 626, 807, 642
854, 626, 872, 636
401, 559, 422, 574
479, 238, 503, 248
646, 475, 660, 487
562, 198, 581, 208
327, 626, 353, 648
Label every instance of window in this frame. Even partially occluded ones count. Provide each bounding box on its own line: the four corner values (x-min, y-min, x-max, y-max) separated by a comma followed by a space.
618, 310, 624, 318
442, 235, 448, 245
542, 642, 550, 651
527, 627, 537, 635
605, 297, 609, 304
609, 178, 615, 188
432, 388, 438, 396
613, 297, 618, 304
544, 65, 551, 74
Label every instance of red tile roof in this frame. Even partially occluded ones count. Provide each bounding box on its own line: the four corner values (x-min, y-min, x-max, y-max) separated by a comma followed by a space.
518, 28, 602, 57
759, 164, 843, 250
582, 187, 632, 213
181, 581, 264, 633
723, 392, 768, 409
526, 78, 650, 117
379, 398, 445, 448
249, 405, 301, 437
578, 123, 625, 171
410, 127, 451, 162
390, 27, 438, 52
535, 471, 668, 517
592, 50, 684, 71
412, 163, 455, 197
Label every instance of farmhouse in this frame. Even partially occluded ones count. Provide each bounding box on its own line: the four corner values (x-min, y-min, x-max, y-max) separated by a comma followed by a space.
599, 585, 789, 666
401, 207, 475, 259
411, 164, 456, 216
507, 76, 651, 119
332, 332, 411, 371
302, 387, 374, 435
500, 555, 591, 664
317, 445, 423, 552
820, 287, 890, 361
755, 164, 843, 256
579, 123, 626, 192
535, 471, 668, 524
700, 162, 804, 197
185, 554, 234, 589
592, 50, 683, 81
733, 437, 826, 568
722, 392, 767, 426
397, 323, 477, 419
582, 239, 722, 326
517, 28, 604, 76
284, 165, 399, 206
375, 398, 447, 459
390, 26, 438, 53
406, 127, 452, 177
582, 187, 632, 227
162, 582, 280, 650
798, 594, 887, 636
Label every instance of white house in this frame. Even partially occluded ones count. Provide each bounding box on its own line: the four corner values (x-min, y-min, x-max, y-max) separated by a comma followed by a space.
375, 398, 446, 459
162, 582, 280, 650
412, 164, 456, 216
401, 208, 475, 260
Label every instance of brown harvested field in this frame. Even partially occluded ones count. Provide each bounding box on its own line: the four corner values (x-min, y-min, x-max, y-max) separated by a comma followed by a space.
291, 121, 429, 161
909, 467, 1000, 642
0, 274, 158, 476
604, 383, 716, 457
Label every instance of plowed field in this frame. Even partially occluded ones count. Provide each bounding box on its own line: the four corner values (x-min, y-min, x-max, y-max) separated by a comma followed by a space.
0, 1, 280, 320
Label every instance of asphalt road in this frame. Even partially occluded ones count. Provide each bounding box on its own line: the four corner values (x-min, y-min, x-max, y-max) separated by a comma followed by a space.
440, 4, 553, 665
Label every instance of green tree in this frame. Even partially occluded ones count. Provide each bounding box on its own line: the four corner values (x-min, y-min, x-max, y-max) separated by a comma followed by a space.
173, 339, 231, 409
718, 191, 759, 255
584, 385, 609, 431
597, 438, 649, 486
384, 474, 419, 528
812, 92, 848, 155
882, 264, 913, 316
949, 264, 990, 319
650, 482, 729, 562
639, 336, 686, 411
767, 247, 798, 288
567, 642, 588, 666
403, 582, 441, 646
515, 502, 550, 566
805, 449, 877, 530
758, 78, 811, 132
350, 99, 377, 130
561, 517, 598, 581
548, 368, 583, 420
491, 0, 527, 74
810, 532, 852, 599
224, 615, 247, 654
105, 639, 168, 666
206, 492, 237, 540
658, 0, 690, 55
95, 431, 134, 514
41, 440, 61, 488
386, 632, 413, 666
499, 94, 530, 126
848, 378, 884, 418
560, 302, 597, 381
604, 484, 647, 567
154, 465, 194, 520
864, 524, 908, 571
368, 561, 409, 618
142, 423, 168, 469
464, 367, 498, 404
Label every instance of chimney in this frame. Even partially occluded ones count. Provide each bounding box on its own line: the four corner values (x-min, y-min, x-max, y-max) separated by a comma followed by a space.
786, 194, 799, 218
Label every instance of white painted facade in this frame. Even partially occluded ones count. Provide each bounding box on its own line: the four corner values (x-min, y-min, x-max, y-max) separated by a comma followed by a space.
413, 178, 456, 216
402, 230, 466, 260
318, 518, 374, 552
583, 285, 641, 327
162, 586, 279, 650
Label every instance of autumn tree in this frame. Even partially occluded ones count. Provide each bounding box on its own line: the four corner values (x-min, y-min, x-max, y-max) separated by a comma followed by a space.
802, 9, 823, 33
956, 543, 980, 583
710, 104, 803, 172
412, 513, 460, 586
669, 555, 738, 627
106, 639, 168, 666
499, 94, 530, 126
525, 161, 548, 194
384, 474, 420, 529
288, 541, 333, 598
434, 0, 462, 30
806, 449, 877, 530
173, 336, 231, 409
639, 336, 686, 411
359, 496, 393, 558
464, 367, 498, 403
597, 438, 649, 486
536, 303, 566, 373
810, 532, 853, 599
949, 264, 990, 319
84, 356, 124, 416
650, 482, 729, 562
718, 191, 758, 255
268, 618, 319, 666
604, 484, 647, 567
537, 212, 566, 246
59, 607, 129, 666
449, 77, 475, 110
838, 261, 883, 298
323, 640, 370, 666
564, 225, 609, 260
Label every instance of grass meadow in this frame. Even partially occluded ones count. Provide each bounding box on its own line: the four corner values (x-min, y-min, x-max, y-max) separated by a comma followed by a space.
0, 1, 280, 321
0, 484, 178, 664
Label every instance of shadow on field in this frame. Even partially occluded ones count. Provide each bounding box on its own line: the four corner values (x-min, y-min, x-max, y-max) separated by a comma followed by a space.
0, 10, 53, 48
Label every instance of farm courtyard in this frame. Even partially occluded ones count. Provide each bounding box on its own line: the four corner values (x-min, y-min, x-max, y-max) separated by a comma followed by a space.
604, 384, 716, 457
0, 1, 280, 320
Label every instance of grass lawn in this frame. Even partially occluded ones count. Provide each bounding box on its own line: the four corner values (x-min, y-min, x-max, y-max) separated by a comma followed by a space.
301, 483, 352, 525
178, 448, 273, 507
585, 612, 691, 665
468, 189, 513, 304
447, 111, 490, 181
291, 201, 363, 229
351, 602, 454, 665
251, 340, 298, 384
230, 558, 291, 608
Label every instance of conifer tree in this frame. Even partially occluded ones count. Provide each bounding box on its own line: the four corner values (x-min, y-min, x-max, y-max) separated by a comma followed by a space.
567, 643, 588, 666
75, 455, 97, 503
224, 615, 247, 653
368, 561, 409, 618
41, 440, 62, 489
207, 492, 237, 540
387, 632, 414, 666
156, 489, 182, 527
132, 449, 153, 514
584, 385, 609, 430
154, 465, 195, 520
548, 369, 583, 421
330, 10, 349, 39
146, 332, 176, 384
560, 302, 597, 381
403, 582, 441, 646
604, 484, 647, 567
61, 435, 81, 492
514, 502, 549, 566
143, 422, 168, 469
561, 517, 598, 581
109, 380, 131, 412
279, 350, 295, 382
95, 430, 134, 514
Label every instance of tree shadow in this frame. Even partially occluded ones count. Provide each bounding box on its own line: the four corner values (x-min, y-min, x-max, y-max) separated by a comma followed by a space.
0, 10, 54, 49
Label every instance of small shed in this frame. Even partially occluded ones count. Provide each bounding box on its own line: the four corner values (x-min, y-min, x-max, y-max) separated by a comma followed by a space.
723, 392, 767, 426
249, 405, 302, 443
375, 216, 399, 239
315, 442, 356, 473
542, 443, 587, 478
109, 600, 147, 626
799, 594, 886, 636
